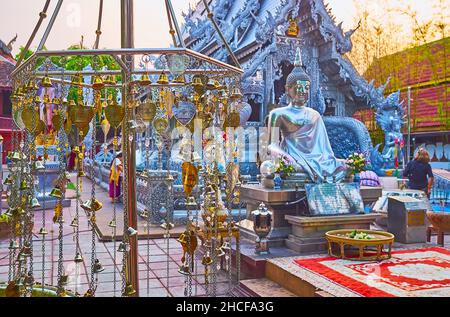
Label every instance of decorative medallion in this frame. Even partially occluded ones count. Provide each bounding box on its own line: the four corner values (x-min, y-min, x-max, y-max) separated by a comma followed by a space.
181, 161, 198, 196
172, 101, 196, 126
104, 102, 125, 129
137, 101, 156, 122
153, 117, 169, 135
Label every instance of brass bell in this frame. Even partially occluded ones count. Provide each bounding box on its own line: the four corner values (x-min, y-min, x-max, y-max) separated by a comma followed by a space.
216, 247, 225, 257
52, 97, 61, 105
33, 160, 45, 171
59, 274, 69, 286
160, 222, 175, 230
93, 259, 105, 273
40, 76, 52, 88
139, 74, 152, 86
122, 284, 136, 297
3, 176, 13, 186
81, 198, 103, 212
191, 75, 203, 90
221, 241, 231, 250
10, 151, 21, 162
19, 180, 30, 191
8, 240, 19, 250
117, 242, 129, 252
140, 209, 149, 219
78, 170, 86, 177
206, 79, 218, 90
68, 99, 77, 107
49, 187, 63, 198
177, 233, 188, 245
156, 72, 169, 85
177, 263, 190, 276
201, 255, 213, 266
104, 75, 116, 86
43, 94, 51, 104
172, 74, 186, 84
29, 197, 41, 209
71, 74, 83, 86
70, 218, 79, 227
74, 252, 83, 263
108, 220, 116, 228
38, 227, 48, 235
27, 79, 39, 91
24, 272, 34, 287
185, 196, 197, 207
92, 75, 105, 90
20, 243, 32, 257
230, 86, 243, 100
127, 227, 138, 236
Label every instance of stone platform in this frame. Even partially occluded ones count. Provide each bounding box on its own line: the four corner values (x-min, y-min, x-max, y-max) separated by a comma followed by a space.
285, 213, 380, 253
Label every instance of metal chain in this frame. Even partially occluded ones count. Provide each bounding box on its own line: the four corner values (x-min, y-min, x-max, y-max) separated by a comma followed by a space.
89, 89, 98, 294
112, 129, 118, 297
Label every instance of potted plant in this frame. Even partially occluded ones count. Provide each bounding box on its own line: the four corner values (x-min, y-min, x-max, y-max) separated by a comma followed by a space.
275, 156, 295, 179
345, 152, 367, 182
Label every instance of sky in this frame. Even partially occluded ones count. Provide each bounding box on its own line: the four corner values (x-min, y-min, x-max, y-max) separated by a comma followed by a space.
0, 0, 437, 57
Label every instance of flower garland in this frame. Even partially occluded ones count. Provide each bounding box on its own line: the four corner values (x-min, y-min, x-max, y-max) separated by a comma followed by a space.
345, 152, 367, 173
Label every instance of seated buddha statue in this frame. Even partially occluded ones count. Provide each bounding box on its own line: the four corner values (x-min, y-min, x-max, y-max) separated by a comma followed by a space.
266, 48, 347, 183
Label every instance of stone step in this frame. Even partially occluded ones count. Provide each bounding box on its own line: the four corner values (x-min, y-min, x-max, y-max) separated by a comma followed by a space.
239, 278, 297, 297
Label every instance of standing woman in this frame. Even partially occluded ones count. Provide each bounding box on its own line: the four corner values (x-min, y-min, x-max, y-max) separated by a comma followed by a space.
403, 148, 434, 197
109, 152, 123, 201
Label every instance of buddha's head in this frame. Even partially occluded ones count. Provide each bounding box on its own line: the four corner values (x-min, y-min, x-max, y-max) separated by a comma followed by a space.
286, 48, 311, 106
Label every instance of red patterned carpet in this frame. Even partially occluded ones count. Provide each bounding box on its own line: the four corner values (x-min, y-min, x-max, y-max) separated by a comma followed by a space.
294, 247, 450, 297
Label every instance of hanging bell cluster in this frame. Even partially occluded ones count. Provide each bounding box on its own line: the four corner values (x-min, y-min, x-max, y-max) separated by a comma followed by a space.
80, 198, 103, 213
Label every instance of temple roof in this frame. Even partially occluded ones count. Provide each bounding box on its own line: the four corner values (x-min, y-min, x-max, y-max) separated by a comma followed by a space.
0, 38, 16, 90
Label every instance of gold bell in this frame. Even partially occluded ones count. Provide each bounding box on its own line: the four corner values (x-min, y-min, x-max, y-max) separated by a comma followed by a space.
160, 222, 175, 230
93, 259, 105, 273
40, 76, 52, 88
221, 241, 231, 250
122, 284, 136, 297
201, 255, 213, 266
156, 72, 169, 85
49, 187, 63, 199
230, 86, 243, 100
206, 79, 220, 90
139, 210, 149, 219
70, 218, 79, 227
104, 75, 116, 86
80, 198, 103, 212
43, 94, 51, 104
74, 252, 83, 263
33, 160, 45, 171
52, 97, 61, 105
139, 74, 152, 86
19, 180, 30, 191
3, 176, 13, 186
117, 242, 128, 252
24, 272, 34, 287
126, 227, 138, 236
59, 275, 69, 286
78, 169, 86, 177
177, 233, 188, 245
172, 74, 186, 84
216, 247, 225, 257
108, 220, 116, 228
185, 196, 197, 207
10, 151, 21, 162
29, 197, 41, 209
38, 227, 48, 235
191, 75, 203, 90
177, 263, 190, 276
92, 75, 105, 90
27, 79, 39, 91
71, 74, 83, 86
8, 241, 19, 250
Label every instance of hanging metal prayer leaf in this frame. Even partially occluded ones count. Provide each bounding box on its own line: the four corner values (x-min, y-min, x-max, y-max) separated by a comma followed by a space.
137, 101, 156, 122
226, 162, 240, 196
181, 162, 198, 197
33, 120, 45, 137
69, 104, 95, 130
104, 102, 125, 129
100, 118, 111, 137
224, 111, 240, 128
64, 117, 72, 135
166, 54, 189, 76
13, 109, 25, 130
172, 101, 196, 126
21, 107, 38, 133
153, 117, 169, 135
52, 112, 63, 132
163, 90, 174, 118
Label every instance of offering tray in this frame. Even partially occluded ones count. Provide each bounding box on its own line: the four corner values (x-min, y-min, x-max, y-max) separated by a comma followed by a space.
325, 229, 394, 261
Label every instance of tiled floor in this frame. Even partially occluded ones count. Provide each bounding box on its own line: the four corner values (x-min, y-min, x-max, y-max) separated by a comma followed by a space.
0, 176, 238, 297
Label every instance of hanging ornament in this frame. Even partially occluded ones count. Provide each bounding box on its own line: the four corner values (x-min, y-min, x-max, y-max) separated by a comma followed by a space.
182, 162, 198, 197
153, 117, 169, 135
104, 100, 125, 129
172, 101, 196, 126
137, 101, 156, 123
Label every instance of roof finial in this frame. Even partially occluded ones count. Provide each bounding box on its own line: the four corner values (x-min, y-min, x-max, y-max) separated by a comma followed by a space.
294, 47, 303, 68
